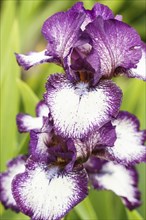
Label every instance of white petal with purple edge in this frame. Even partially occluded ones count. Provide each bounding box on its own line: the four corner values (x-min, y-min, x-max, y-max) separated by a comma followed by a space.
104, 111, 146, 165
17, 114, 43, 132
45, 74, 122, 138
15, 50, 53, 70
12, 159, 88, 220
0, 156, 26, 211
35, 100, 49, 117
89, 161, 141, 210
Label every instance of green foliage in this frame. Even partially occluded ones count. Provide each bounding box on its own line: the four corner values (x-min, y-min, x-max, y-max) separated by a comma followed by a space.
0, 0, 145, 219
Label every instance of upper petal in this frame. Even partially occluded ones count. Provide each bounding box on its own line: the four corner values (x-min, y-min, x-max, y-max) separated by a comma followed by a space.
85, 17, 142, 78
12, 158, 88, 220
73, 2, 114, 30
41, 5, 85, 60
0, 156, 26, 211
101, 111, 146, 166
88, 159, 141, 210
44, 74, 122, 138
15, 50, 55, 70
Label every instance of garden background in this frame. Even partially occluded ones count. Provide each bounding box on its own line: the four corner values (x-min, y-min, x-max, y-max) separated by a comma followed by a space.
0, 0, 146, 219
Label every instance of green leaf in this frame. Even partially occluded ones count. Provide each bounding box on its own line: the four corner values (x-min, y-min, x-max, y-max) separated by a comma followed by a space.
17, 78, 39, 115
1, 210, 29, 220
74, 196, 98, 220
126, 209, 144, 220
0, 19, 20, 171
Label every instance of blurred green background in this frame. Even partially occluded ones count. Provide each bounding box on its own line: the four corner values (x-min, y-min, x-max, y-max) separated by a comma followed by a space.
0, 0, 145, 219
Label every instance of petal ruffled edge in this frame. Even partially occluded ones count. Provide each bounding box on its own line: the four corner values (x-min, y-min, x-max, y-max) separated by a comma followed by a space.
12, 158, 88, 220
88, 158, 141, 210
99, 111, 146, 166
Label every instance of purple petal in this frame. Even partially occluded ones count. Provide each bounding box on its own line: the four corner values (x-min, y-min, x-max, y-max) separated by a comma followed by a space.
89, 160, 141, 210
12, 158, 88, 220
127, 42, 146, 81
102, 111, 146, 166
65, 42, 102, 85
41, 6, 85, 60
90, 3, 114, 20
0, 156, 26, 211
44, 74, 122, 139
74, 122, 116, 162
15, 50, 55, 70
16, 113, 43, 133
85, 17, 142, 78
35, 100, 49, 117
73, 3, 114, 30
29, 131, 52, 162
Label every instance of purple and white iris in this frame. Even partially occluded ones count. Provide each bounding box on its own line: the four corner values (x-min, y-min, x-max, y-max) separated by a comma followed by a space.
1, 2, 146, 220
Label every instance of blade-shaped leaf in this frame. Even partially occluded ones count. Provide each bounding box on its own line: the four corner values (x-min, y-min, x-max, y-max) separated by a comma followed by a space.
126, 209, 144, 220
74, 196, 98, 220
17, 78, 39, 115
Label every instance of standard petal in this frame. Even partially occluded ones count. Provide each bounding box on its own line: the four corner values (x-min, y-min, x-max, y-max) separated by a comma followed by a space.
44, 74, 122, 138
102, 111, 146, 166
73, 2, 114, 30
16, 113, 43, 133
41, 6, 85, 60
35, 100, 49, 117
0, 156, 26, 211
85, 17, 142, 78
89, 160, 141, 210
12, 159, 88, 220
127, 42, 146, 81
90, 3, 114, 20
15, 50, 55, 70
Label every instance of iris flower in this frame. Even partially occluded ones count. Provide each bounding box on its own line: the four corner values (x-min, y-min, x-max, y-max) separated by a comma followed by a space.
1, 2, 146, 220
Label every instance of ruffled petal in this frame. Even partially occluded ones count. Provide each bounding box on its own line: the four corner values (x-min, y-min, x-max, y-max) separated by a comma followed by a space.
44, 74, 122, 138
85, 17, 142, 78
0, 156, 26, 211
15, 50, 55, 70
127, 42, 146, 81
41, 5, 85, 60
35, 100, 49, 117
16, 114, 43, 133
102, 111, 146, 166
88, 159, 141, 210
89, 3, 114, 20
12, 158, 88, 220
73, 2, 114, 30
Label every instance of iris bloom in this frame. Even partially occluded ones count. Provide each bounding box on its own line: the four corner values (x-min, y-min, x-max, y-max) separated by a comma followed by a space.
1, 2, 146, 220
